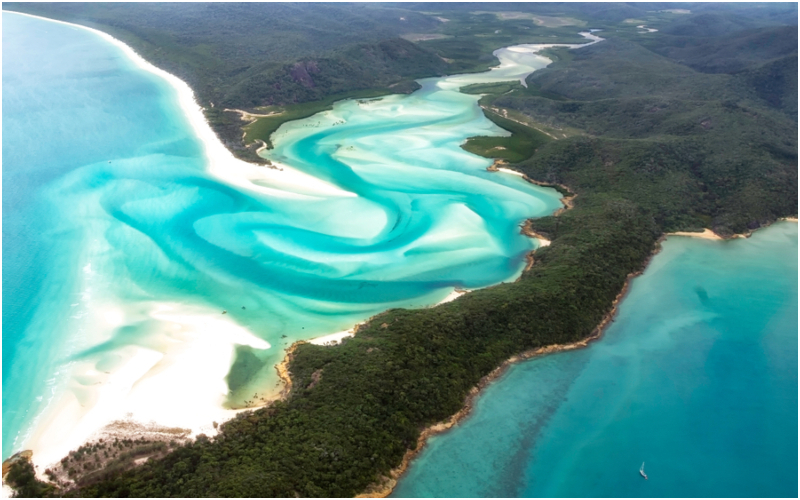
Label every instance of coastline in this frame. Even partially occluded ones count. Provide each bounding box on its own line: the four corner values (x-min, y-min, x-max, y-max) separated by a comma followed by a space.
2, 11, 352, 202
487, 161, 576, 215
14, 303, 271, 476
357, 178, 591, 499
4, 14, 568, 481
2, 10, 347, 479
667, 216, 798, 241
357, 205, 794, 497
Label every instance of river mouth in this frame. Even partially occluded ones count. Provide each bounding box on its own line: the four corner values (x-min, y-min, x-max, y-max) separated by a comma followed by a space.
3, 11, 599, 469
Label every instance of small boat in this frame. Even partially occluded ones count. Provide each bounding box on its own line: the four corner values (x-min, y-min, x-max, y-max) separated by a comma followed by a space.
640, 462, 648, 480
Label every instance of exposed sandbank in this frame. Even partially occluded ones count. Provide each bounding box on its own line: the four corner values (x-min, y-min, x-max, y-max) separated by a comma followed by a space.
309, 330, 356, 346
434, 288, 471, 306
20, 302, 270, 473
3, 11, 354, 477
4, 13, 596, 491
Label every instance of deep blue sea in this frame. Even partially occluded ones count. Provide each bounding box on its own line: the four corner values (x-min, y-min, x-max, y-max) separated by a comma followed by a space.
393, 222, 798, 498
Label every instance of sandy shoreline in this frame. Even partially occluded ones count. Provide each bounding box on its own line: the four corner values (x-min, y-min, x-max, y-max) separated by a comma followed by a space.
3, 10, 346, 480
2, 21, 596, 481
5, 11, 352, 202
667, 216, 798, 241
667, 228, 724, 240
7, 10, 790, 497
309, 329, 356, 346
356, 174, 581, 497
15, 303, 271, 475
304, 286, 473, 350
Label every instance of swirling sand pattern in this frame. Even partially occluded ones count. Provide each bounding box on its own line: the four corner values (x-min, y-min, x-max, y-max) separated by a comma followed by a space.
2, 11, 599, 466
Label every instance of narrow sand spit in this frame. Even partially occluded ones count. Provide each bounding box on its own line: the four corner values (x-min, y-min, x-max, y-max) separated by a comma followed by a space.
20, 302, 270, 472
668, 229, 724, 240
434, 288, 471, 306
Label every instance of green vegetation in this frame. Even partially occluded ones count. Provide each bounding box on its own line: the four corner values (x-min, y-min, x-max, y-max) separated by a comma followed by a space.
5, 460, 57, 498
416, 10, 587, 75
460, 79, 571, 162
462, 107, 552, 163
460, 80, 525, 95
4, 4, 448, 161
50, 188, 661, 499
4, 3, 797, 498
539, 46, 575, 65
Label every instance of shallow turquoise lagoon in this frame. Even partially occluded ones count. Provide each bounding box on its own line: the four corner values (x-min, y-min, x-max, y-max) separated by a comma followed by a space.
3, 12, 568, 460
393, 222, 798, 498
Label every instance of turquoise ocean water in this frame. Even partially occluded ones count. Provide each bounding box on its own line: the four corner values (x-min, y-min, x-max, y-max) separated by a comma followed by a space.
393, 222, 798, 498
3, 12, 567, 459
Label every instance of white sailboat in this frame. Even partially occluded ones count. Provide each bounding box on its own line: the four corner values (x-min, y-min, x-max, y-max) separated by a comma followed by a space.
640, 462, 648, 480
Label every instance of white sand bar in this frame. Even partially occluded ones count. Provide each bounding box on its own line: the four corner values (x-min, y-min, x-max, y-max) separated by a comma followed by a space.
436, 288, 471, 306
24, 302, 270, 470
668, 229, 723, 240
497, 167, 525, 177
309, 330, 355, 346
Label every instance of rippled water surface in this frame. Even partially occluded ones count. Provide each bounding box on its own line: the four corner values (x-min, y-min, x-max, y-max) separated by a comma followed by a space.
393, 222, 798, 498
3, 12, 581, 460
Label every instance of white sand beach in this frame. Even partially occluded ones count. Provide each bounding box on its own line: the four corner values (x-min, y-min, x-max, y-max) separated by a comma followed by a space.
668, 229, 723, 240
497, 167, 525, 177
3, 10, 586, 479
22, 302, 270, 470
309, 330, 356, 346
4, 11, 351, 474
435, 288, 471, 306
7, 12, 354, 203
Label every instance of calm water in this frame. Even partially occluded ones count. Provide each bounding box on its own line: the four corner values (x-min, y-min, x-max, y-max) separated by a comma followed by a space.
393, 222, 798, 498
3, 12, 577, 460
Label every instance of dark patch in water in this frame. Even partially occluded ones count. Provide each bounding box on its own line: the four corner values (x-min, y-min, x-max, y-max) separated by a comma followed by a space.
226, 344, 268, 395
694, 286, 710, 306
484, 352, 591, 497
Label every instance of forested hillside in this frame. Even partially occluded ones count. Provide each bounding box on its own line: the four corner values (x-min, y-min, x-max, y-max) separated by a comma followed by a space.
487, 30, 797, 234
3, 2, 442, 106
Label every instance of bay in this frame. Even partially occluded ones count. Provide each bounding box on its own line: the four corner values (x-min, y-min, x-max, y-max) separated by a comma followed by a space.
2, 11, 581, 464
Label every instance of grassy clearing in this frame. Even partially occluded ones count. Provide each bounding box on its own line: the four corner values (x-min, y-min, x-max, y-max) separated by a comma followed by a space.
462, 108, 552, 163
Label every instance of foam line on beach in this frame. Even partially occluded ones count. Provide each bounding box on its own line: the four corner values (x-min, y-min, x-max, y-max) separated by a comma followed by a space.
3, 10, 355, 201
